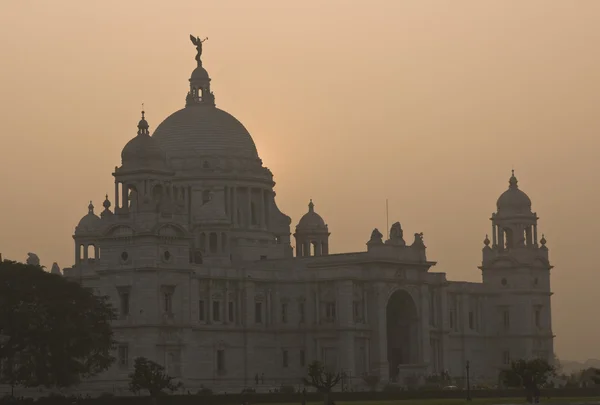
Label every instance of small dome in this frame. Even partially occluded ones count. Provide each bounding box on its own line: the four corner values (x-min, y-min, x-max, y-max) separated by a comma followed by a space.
496, 171, 532, 214
121, 111, 167, 170
76, 201, 101, 234
297, 200, 327, 230
191, 66, 210, 80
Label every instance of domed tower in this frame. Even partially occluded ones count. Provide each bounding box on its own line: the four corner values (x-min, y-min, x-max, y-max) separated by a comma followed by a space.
150, 36, 293, 261
294, 200, 330, 257
114, 111, 179, 215
73, 201, 101, 265
480, 171, 554, 364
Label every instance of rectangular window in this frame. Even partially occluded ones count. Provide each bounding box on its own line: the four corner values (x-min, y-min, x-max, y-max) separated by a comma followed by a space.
217, 349, 225, 372
228, 301, 234, 323
282, 350, 289, 368
353, 301, 360, 322
118, 344, 128, 367
449, 311, 455, 330
255, 302, 263, 323
120, 292, 130, 316
503, 310, 510, 331
281, 303, 288, 324
326, 302, 336, 321
298, 302, 305, 323
164, 293, 173, 313
300, 349, 305, 367
535, 308, 541, 328
213, 301, 221, 322
198, 300, 205, 321
468, 311, 474, 330
502, 350, 510, 365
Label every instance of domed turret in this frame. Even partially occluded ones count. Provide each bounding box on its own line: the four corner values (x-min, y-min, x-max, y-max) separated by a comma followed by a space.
294, 200, 330, 257
121, 111, 167, 170
496, 170, 532, 215
487, 171, 540, 252
297, 200, 327, 230
75, 201, 101, 235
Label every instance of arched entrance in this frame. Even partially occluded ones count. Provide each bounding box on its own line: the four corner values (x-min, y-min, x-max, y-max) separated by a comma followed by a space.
386, 289, 419, 379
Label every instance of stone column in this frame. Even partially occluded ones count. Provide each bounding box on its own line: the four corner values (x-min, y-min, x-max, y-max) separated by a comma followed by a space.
373, 282, 389, 382
115, 181, 120, 209
247, 187, 252, 227
207, 281, 213, 325
260, 189, 266, 228
420, 285, 431, 369
122, 183, 129, 210
224, 281, 230, 325
362, 289, 368, 324
533, 224, 538, 245
440, 286, 450, 372
315, 242, 322, 256
338, 281, 356, 376
492, 224, 497, 246
232, 187, 237, 226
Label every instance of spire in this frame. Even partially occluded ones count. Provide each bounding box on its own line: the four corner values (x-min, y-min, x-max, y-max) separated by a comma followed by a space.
88, 201, 94, 214
137, 109, 149, 136
308, 199, 314, 213
509, 169, 518, 189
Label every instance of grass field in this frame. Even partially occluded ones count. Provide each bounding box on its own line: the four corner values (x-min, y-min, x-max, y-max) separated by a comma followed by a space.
256, 399, 600, 405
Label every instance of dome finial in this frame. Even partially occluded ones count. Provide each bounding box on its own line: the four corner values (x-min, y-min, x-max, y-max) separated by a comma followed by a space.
88, 200, 94, 214
509, 169, 518, 188
308, 199, 314, 212
137, 107, 149, 135
103, 194, 111, 209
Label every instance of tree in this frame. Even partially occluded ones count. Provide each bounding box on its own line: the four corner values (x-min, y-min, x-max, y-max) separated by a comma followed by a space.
302, 361, 341, 405
502, 358, 556, 403
0, 260, 116, 389
362, 373, 380, 392
129, 357, 182, 397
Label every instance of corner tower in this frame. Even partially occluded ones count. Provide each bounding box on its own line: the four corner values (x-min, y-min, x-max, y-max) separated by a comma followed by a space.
480, 171, 554, 365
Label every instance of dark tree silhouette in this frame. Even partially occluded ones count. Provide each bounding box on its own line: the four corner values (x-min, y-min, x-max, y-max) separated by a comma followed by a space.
303, 361, 341, 405
129, 357, 182, 397
0, 260, 116, 389
362, 373, 380, 392
502, 358, 556, 403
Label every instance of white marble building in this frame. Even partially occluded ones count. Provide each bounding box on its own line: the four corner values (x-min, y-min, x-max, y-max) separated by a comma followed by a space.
62, 42, 554, 393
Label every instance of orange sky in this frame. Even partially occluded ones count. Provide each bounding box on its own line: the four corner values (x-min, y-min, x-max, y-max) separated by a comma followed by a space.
1, 0, 599, 362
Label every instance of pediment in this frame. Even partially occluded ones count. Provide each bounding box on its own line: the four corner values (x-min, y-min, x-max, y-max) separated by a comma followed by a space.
104, 225, 135, 238
156, 223, 187, 238
488, 256, 519, 269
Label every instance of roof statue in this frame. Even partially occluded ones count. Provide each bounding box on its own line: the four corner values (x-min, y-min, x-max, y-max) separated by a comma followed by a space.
190, 34, 208, 67
386, 222, 406, 247
26, 252, 40, 266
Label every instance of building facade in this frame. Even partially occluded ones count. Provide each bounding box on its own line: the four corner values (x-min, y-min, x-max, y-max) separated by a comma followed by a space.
62, 42, 554, 394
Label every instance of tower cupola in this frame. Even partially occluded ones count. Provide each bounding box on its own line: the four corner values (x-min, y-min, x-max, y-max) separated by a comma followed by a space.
294, 200, 330, 257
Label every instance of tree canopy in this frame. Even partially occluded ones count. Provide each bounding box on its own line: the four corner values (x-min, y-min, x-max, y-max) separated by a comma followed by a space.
502, 358, 556, 390
0, 260, 116, 388
303, 361, 340, 393
129, 357, 182, 396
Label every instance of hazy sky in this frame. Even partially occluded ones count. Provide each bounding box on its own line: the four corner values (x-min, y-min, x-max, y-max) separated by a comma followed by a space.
1, 0, 599, 362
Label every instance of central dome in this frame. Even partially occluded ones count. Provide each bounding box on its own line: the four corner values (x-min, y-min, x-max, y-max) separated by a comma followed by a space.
152, 106, 259, 160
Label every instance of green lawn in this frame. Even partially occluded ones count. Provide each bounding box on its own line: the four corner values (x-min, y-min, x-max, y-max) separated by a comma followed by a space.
257, 399, 600, 405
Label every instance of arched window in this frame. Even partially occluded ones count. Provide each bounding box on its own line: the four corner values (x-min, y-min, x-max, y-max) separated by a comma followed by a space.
209, 233, 218, 254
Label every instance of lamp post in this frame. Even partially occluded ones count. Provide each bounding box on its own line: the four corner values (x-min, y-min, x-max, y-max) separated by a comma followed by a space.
466, 360, 472, 401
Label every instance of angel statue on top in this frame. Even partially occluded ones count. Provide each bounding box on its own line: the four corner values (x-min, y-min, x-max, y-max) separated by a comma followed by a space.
190, 34, 208, 66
